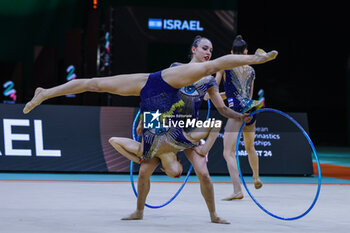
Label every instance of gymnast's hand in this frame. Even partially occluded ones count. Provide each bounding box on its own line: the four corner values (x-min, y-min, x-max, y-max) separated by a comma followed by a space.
242, 113, 253, 123
136, 120, 143, 136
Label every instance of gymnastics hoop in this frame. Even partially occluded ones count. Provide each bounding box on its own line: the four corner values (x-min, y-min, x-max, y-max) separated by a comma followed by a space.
235, 108, 322, 220
130, 100, 211, 208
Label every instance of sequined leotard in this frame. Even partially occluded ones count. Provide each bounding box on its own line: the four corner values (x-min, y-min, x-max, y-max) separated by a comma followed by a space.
171, 62, 218, 122
224, 65, 259, 124
140, 71, 196, 160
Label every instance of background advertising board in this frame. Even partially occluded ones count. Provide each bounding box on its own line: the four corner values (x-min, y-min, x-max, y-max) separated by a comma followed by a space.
0, 104, 313, 175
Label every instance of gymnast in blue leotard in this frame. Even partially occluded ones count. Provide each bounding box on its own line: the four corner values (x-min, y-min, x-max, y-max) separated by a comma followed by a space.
139, 71, 196, 160
138, 37, 252, 162
216, 35, 264, 201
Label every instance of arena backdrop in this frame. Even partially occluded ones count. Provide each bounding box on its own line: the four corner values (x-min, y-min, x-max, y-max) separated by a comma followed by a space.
0, 104, 313, 175
109, 6, 237, 74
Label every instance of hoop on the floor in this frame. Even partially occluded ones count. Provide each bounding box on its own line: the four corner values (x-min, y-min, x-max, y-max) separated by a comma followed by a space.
129, 100, 211, 209
235, 108, 322, 220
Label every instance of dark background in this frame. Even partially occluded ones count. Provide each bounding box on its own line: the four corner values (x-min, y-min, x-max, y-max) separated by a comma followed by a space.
0, 104, 313, 175
0, 0, 349, 147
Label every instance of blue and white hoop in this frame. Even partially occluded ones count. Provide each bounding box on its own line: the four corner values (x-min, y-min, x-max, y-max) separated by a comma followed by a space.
235, 108, 322, 220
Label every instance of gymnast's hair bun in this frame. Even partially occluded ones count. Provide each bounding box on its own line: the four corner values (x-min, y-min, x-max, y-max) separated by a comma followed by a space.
235, 35, 243, 40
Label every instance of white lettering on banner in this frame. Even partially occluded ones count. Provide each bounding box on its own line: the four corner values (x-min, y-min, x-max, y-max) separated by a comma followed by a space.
0, 119, 61, 157
164, 19, 173, 30
3, 119, 31, 156
174, 20, 181, 30
163, 19, 204, 31
161, 118, 221, 128
34, 120, 61, 157
238, 150, 273, 157
181, 20, 189, 30
148, 18, 204, 31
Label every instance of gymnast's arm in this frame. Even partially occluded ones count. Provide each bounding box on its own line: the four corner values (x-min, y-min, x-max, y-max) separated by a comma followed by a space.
204, 70, 225, 101
208, 86, 251, 122
136, 119, 143, 136
250, 77, 256, 99
215, 70, 224, 86
108, 137, 143, 164
204, 91, 226, 101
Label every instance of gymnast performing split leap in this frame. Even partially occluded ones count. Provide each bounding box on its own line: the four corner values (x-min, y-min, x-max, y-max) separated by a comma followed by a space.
23, 47, 277, 223
23, 49, 277, 116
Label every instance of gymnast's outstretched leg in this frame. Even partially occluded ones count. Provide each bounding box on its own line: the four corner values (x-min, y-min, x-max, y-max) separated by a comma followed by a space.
23, 49, 277, 114
162, 49, 278, 89
23, 73, 149, 114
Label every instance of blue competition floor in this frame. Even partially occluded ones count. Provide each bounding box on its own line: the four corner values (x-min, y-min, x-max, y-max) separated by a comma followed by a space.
1, 147, 349, 184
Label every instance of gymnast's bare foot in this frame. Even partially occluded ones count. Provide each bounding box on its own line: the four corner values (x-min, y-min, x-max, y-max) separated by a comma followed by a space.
222, 192, 244, 201
253, 177, 263, 189
210, 213, 230, 224
121, 210, 143, 220
23, 87, 45, 114
254, 48, 278, 64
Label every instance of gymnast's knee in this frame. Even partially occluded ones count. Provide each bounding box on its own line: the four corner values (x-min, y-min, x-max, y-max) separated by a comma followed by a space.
245, 145, 256, 155
197, 170, 211, 183
108, 137, 119, 145
223, 149, 235, 161
86, 78, 102, 92
138, 167, 152, 180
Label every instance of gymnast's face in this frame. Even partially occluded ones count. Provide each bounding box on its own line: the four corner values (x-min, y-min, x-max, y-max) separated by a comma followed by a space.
191, 39, 213, 63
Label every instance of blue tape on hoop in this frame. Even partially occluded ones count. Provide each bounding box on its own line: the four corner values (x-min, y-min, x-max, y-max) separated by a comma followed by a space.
129, 100, 212, 208
206, 99, 211, 120
235, 108, 322, 220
